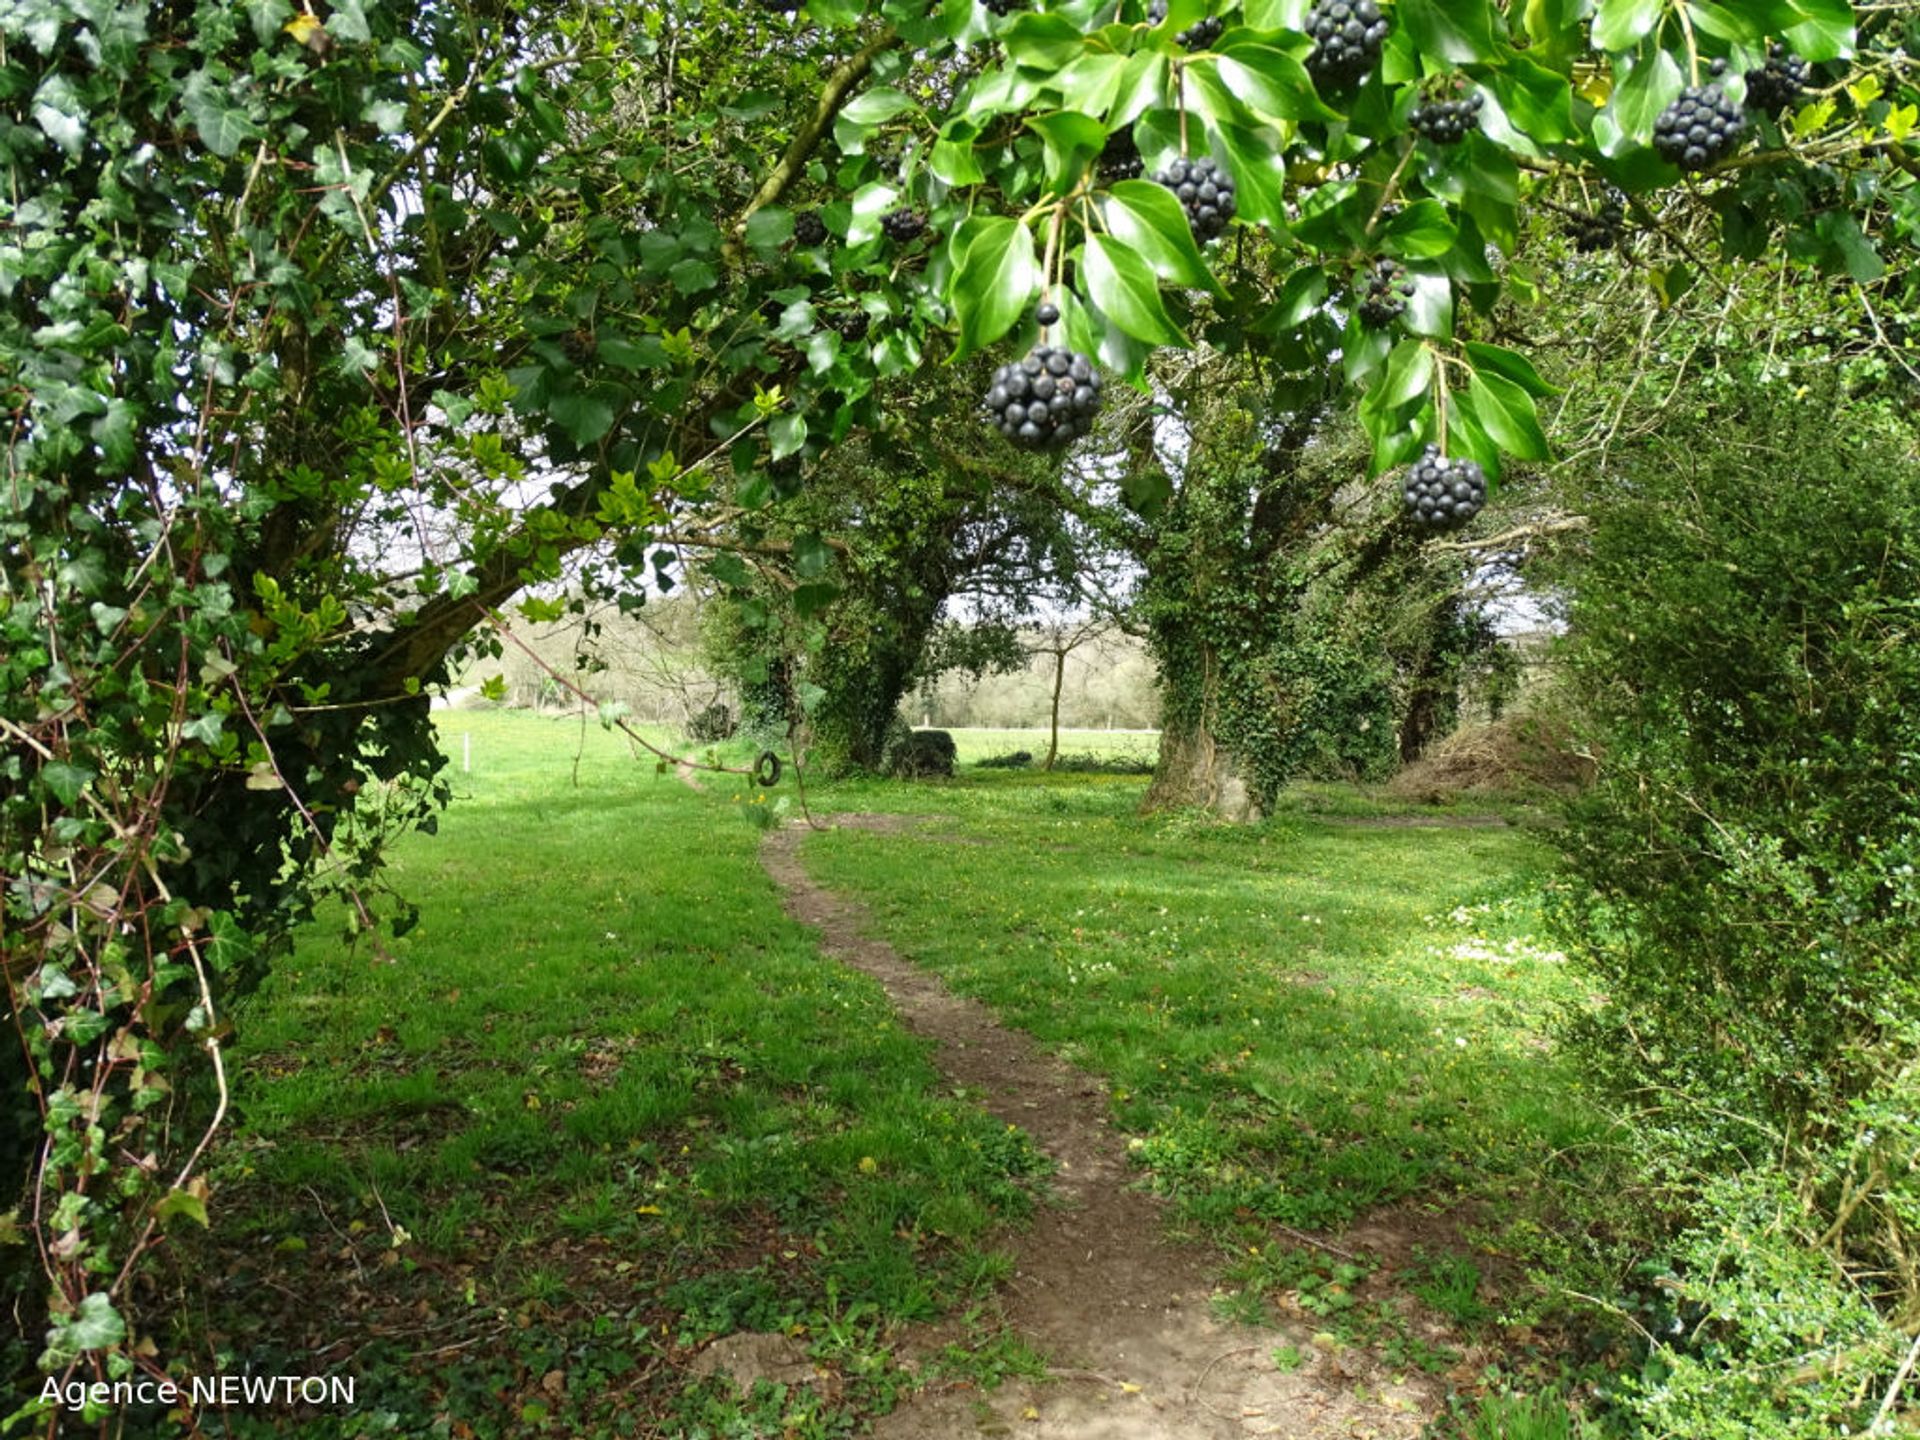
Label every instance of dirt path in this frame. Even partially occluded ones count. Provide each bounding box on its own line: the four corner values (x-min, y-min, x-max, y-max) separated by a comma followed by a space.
760, 816, 1440, 1439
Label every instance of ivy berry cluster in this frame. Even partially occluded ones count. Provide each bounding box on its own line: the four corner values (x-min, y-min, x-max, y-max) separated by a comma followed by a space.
982, 317, 1105, 450
1569, 190, 1626, 252
1357, 259, 1414, 327
1402, 445, 1487, 530
1654, 84, 1746, 171
1410, 90, 1484, 145
1304, 0, 1389, 92
1154, 155, 1236, 241
1745, 44, 1811, 113
1146, 1, 1227, 50
881, 207, 927, 242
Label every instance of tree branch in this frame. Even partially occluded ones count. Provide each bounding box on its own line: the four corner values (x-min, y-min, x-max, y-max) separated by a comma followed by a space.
728, 30, 899, 252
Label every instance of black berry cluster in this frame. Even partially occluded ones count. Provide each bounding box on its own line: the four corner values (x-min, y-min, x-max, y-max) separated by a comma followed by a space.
1357, 259, 1414, 328
1153, 155, 1236, 241
1410, 91, 1484, 145
1304, 0, 1389, 92
983, 345, 1104, 450
1653, 84, 1745, 171
832, 310, 870, 342
982, 0, 1026, 14
1568, 191, 1625, 252
793, 210, 827, 246
1402, 445, 1487, 531
1099, 129, 1144, 181
1178, 14, 1225, 48
880, 207, 926, 243
1745, 44, 1809, 114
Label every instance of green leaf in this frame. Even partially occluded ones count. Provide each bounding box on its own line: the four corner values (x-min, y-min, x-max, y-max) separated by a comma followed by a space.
744, 208, 793, 255
181, 71, 259, 159
1107, 52, 1170, 128
1403, 270, 1454, 339
1263, 265, 1327, 331
1397, 0, 1498, 62
835, 86, 914, 153
1484, 55, 1574, 144
1206, 38, 1338, 121
1211, 119, 1290, 229
1382, 339, 1434, 409
770, 412, 808, 461
1381, 201, 1457, 260
952, 217, 1040, 358
154, 1190, 210, 1228
1606, 45, 1683, 149
1468, 371, 1552, 459
840, 86, 914, 126
246, 0, 291, 43
1028, 110, 1106, 187
551, 392, 614, 446
792, 534, 832, 580
1592, 0, 1663, 50
1084, 235, 1185, 346
40, 762, 94, 806
1003, 12, 1088, 69
1784, 0, 1855, 62
1053, 51, 1128, 118
1102, 181, 1219, 291
1463, 341, 1560, 398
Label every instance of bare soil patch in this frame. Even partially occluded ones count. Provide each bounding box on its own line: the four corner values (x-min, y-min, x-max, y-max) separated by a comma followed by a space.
760, 816, 1442, 1439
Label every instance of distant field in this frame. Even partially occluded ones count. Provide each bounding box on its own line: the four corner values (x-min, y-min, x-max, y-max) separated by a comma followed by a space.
435, 707, 1158, 770
919, 726, 1160, 765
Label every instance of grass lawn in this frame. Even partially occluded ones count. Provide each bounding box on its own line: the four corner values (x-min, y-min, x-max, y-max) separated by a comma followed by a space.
180, 710, 1046, 1439
176, 708, 1609, 1437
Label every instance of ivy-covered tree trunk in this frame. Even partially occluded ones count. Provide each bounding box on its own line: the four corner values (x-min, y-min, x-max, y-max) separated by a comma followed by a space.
1143, 643, 1269, 821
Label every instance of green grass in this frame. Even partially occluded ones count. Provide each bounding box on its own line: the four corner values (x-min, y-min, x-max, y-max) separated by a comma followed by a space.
171, 709, 1614, 1436
179, 710, 1047, 1438
799, 789, 1600, 1240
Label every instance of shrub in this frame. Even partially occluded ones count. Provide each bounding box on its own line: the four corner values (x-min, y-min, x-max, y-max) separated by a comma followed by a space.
1550, 382, 1920, 1436
686, 702, 737, 742
976, 750, 1033, 769
887, 729, 957, 779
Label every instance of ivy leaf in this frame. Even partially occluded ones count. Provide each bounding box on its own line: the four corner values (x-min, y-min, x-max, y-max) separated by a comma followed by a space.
1260, 266, 1327, 333
1403, 269, 1454, 338
1028, 110, 1106, 188
1207, 37, 1339, 121
1108, 52, 1170, 128
1084, 235, 1185, 346
550, 392, 614, 447
834, 86, 914, 153
40, 762, 94, 806
1382, 338, 1434, 409
1484, 54, 1574, 144
1002, 12, 1087, 69
1592, 0, 1663, 51
1464, 341, 1560, 398
154, 1189, 210, 1228
1606, 45, 1683, 150
769, 412, 808, 461
952, 216, 1039, 359
1211, 118, 1290, 229
40, 1293, 125, 1369
1102, 181, 1219, 291
1468, 371, 1552, 459
792, 534, 832, 580
1784, 0, 1855, 62
1381, 201, 1457, 260
1397, 0, 1498, 62
181, 71, 259, 159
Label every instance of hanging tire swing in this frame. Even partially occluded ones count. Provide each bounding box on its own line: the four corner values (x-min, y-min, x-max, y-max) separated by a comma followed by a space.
754, 750, 783, 788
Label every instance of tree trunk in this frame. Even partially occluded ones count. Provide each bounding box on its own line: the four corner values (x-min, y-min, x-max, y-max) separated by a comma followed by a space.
1140, 643, 1267, 821
1044, 647, 1065, 770
1143, 712, 1266, 822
